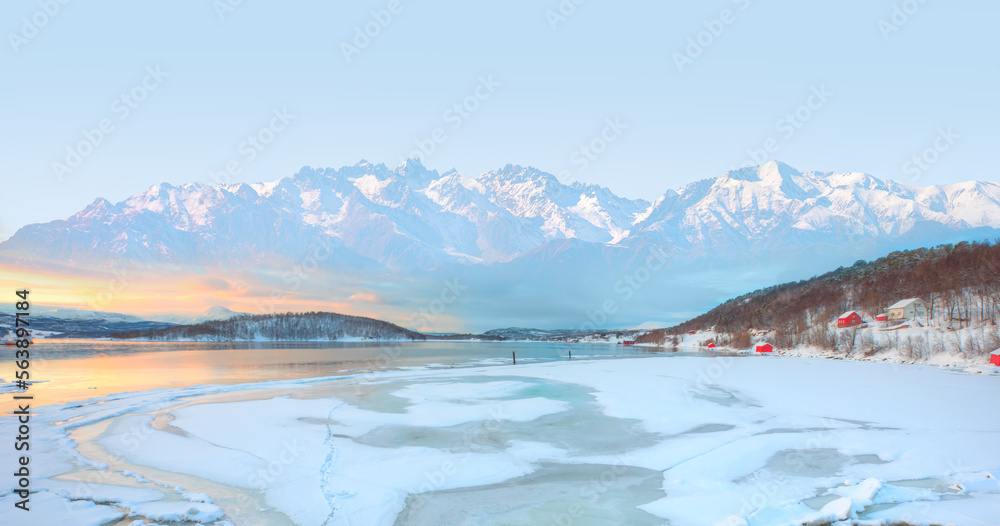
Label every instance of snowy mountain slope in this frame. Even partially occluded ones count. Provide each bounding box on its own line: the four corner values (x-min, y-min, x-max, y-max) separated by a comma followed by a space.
0, 310, 175, 338
5, 160, 997, 272
0, 159, 657, 270
626, 161, 1000, 257
1, 160, 999, 330
3, 160, 999, 274
0, 305, 148, 323
476, 164, 651, 244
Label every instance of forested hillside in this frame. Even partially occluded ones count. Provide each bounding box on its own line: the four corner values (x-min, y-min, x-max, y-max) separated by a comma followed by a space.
639, 241, 1000, 359
113, 311, 427, 341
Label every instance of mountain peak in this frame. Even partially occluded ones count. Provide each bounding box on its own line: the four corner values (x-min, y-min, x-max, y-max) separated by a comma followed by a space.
758, 160, 801, 178
5, 159, 1000, 282
88, 197, 113, 209
721, 160, 800, 182
713, 161, 816, 199
292, 166, 324, 180
201, 305, 242, 319
720, 165, 762, 182
395, 158, 439, 187
397, 157, 423, 169
75, 197, 117, 220
480, 164, 558, 186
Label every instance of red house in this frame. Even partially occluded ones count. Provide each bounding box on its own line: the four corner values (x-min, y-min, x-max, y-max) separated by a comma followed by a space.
875, 313, 888, 322
837, 311, 863, 328
991, 349, 1000, 366
623, 339, 635, 346
707, 343, 716, 348
688, 331, 696, 335
755, 343, 773, 353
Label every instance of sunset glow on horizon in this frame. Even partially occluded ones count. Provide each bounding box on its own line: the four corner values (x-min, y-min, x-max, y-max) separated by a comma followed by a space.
0, 258, 468, 332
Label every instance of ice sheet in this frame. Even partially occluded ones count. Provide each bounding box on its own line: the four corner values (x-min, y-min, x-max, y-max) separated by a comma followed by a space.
2, 355, 999, 525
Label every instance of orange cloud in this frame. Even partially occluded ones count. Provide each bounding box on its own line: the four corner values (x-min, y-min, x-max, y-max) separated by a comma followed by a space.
348, 292, 379, 303
0, 259, 469, 334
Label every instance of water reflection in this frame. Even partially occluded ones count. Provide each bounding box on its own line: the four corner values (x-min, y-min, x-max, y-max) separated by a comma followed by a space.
5, 340, 707, 414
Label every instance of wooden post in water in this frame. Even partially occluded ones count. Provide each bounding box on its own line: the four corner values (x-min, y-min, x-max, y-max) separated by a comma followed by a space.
569, 350, 572, 360
512, 351, 516, 364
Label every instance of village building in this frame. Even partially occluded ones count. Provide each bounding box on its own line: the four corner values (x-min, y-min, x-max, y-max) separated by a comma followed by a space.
887, 298, 927, 321
991, 349, 1000, 366
755, 342, 773, 353
837, 311, 863, 328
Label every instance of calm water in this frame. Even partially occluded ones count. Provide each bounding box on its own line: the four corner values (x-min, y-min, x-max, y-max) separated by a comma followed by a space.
4, 340, 694, 413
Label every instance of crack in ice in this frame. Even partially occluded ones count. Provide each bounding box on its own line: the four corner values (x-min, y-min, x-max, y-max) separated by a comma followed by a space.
320, 401, 349, 526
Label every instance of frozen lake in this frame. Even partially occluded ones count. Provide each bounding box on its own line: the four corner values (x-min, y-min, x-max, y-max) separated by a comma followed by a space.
3, 340, 685, 414
2, 342, 999, 525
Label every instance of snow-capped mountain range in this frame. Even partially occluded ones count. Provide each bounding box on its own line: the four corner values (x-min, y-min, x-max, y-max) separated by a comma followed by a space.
5, 160, 999, 271
2, 160, 998, 330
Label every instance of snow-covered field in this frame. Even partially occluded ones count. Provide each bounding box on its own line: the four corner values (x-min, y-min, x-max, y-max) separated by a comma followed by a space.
2, 355, 999, 525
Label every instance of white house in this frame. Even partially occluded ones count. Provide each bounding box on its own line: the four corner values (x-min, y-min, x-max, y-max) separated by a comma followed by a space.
887, 298, 927, 321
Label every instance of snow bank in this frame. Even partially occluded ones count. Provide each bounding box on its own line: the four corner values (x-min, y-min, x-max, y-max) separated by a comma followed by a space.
128, 501, 225, 522
0, 491, 123, 526
2, 355, 999, 525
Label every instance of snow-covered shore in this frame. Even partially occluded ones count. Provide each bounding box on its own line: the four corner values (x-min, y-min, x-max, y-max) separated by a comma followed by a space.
2, 353, 999, 525
663, 323, 1000, 375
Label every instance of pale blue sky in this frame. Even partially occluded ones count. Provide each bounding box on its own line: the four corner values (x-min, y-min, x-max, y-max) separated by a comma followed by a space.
2, 0, 998, 240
